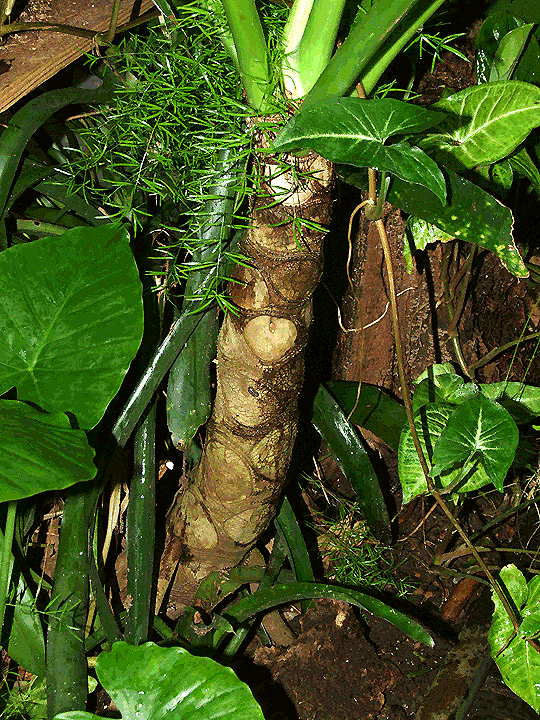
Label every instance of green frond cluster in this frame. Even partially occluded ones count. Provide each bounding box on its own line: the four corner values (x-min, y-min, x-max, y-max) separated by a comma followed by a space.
63, 7, 253, 304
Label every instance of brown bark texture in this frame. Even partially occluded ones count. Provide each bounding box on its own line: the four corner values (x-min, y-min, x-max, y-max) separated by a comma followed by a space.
161, 133, 334, 612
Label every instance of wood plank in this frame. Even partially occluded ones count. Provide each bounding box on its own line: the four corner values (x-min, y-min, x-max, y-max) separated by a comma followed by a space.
0, 0, 155, 113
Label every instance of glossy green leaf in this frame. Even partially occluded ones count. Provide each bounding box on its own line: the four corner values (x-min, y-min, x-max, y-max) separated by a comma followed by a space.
405, 218, 454, 272
312, 384, 391, 544
422, 81, 540, 171
273, 98, 447, 203
325, 380, 406, 451
430, 394, 519, 491
398, 403, 491, 503
0, 225, 144, 429
274, 495, 314, 583
339, 165, 528, 277
226, 582, 433, 647
476, 11, 540, 86
413, 373, 479, 412
491, 24, 535, 81
489, 0, 540, 24
489, 565, 540, 712
55, 641, 265, 720
509, 147, 540, 195
414, 363, 456, 384
3, 571, 46, 677
0, 401, 95, 502
480, 381, 540, 423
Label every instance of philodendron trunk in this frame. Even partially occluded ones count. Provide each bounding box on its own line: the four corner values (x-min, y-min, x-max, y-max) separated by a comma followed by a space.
162, 130, 333, 611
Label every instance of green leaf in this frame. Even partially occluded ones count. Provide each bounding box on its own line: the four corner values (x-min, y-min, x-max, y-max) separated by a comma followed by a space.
5, 575, 46, 677
430, 394, 519, 491
508, 147, 540, 196
413, 373, 478, 412
273, 98, 447, 203
422, 81, 540, 171
480, 381, 540, 423
339, 165, 528, 277
0, 85, 113, 240
225, 582, 433, 647
55, 641, 265, 720
325, 380, 407, 451
414, 363, 457, 384
312, 384, 391, 544
275, 495, 314, 583
0, 225, 144, 429
489, 0, 540, 24
490, 24, 535, 81
405, 218, 454, 272
489, 564, 540, 712
398, 403, 491, 502
0, 401, 95, 502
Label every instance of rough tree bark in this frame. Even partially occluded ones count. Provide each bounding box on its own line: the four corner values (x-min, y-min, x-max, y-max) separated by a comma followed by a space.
161, 127, 334, 612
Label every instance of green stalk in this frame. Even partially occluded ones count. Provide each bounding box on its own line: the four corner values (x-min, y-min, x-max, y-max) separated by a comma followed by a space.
282, 0, 347, 98
46, 485, 99, 719
218, 0, 272, 111
302, 0, 447, 107
125, 401, 157, 646
360, 0, 448, 96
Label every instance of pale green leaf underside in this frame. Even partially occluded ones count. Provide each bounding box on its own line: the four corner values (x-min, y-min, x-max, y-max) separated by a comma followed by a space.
425, 80, 540, 170
273, 97, 447, 203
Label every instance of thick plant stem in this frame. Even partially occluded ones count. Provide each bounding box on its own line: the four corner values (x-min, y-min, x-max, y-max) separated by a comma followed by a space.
162, 139, 333, 610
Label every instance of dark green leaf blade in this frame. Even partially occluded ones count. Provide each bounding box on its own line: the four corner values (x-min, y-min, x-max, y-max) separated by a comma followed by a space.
273, 98, 447, 203
226, 582, 433, 647
0, 401, 95, 503
489, 564, 540, 713
422, 81, 540, 171
0, 225, 144, 429
96, 642, 265, 720
325, 380, 407, 451
430, 394, 519, 489
339, 165, 528, 278
313, 384, 391, 544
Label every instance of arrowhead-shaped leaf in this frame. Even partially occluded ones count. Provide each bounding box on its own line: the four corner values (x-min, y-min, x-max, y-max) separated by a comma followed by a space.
421, 80, 540, 171
273, 97, 447, 203
489, 565, 540, 713
0, 225, 144, 429
430, 394, 519, 489
398, 403, 491, 503
339, 165, 528, 278
0, 401, 96, 502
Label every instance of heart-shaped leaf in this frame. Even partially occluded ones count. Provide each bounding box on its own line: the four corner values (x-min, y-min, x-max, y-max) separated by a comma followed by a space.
422, 81, 540, 171
273, 97, 446, 203
54, 642, 265, 720
489, 565, 540, 713
398, 402, 495, 502
430, 394, 519, 490
0, 401, 96, 502
0, 225, 143, 429
339, 165, 528, 278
